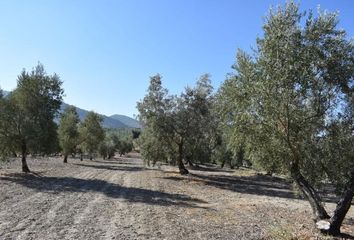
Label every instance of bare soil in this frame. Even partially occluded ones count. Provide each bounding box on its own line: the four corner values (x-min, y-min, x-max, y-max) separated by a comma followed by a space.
0, 154, 353, 240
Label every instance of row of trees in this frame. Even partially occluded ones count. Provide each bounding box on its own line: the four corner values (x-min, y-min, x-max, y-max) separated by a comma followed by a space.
58, 107, 105, 162
59, 107, 133, 162
137, 2, 354, 236
137, 74, 218, 174
0, 64, 134, 172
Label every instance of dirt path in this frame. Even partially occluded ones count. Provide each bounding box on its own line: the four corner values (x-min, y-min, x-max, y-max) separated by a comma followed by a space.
0, 155, 353, 239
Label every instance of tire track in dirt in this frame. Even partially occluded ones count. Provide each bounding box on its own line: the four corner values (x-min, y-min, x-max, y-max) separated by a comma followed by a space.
9, 168, 107, 240
103, 171, 141, 240
24, 161, 137, 240
0, 166, 88, 223
0, 169, 94, 238
132, 170, 196, 240
35, 169, 111, 240
0, 164, 85, 209
64, 163, 143, 240
61, 169, 124, 240
126, 170, 165, 240
103, 168, 195, 240
2, 156, 337, 239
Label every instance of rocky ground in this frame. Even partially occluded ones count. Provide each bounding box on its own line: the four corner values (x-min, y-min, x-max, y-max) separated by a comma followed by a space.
0, 154, 353, 240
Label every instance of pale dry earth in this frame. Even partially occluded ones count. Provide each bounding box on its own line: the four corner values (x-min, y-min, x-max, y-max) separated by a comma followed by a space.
0, 154, 353, 240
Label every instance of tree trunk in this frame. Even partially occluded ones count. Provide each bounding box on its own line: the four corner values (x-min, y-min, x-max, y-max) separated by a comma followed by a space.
220, 159, 225, 168
177, 143, 188, 175
63, 154, 68, 163
327, 174, 354, 235
80, 154, 83, 161
186, 157, 194, 167
21, 140, 30, 173
290, 162, 330, 220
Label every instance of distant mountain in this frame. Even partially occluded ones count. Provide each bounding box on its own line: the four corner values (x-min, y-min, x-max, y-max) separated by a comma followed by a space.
61, 103, 140, 129
61, 103, 127, 128
109, 114, 141, 129
3, 89, 140, 129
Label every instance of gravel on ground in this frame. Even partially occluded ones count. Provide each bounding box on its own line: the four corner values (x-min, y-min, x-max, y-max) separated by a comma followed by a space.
0, 154, 353, 240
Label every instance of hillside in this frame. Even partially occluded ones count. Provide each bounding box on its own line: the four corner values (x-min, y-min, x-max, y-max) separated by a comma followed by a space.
2, 90, 140, 129
109, 114, 141, 129
61, 103, 141, 129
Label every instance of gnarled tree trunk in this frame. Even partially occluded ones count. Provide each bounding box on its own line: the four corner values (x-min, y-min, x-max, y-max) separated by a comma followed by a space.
63, 154, 68, 163
177, 142, 188, 175
327, 174, 354, 235
21, 140, 30, 173
290, 162, 330, 220
185, 156, 194, 167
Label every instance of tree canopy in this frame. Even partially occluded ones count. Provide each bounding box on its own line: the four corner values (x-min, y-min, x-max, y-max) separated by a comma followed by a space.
137, 74, 216, 174
216, 2, 354, 234
58, 105, 80, 163
78, 111, 105, 160
0, 63, 64, 172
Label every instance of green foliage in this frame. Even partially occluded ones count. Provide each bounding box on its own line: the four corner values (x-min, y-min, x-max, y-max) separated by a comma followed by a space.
211, 142, 232, 168
98, 134, 117, 159
58, 106, 80, 157
182, 74, 218, 165
137, 74, 217, 172
0, 63, 64, 170
98, 142, 109, 159
317, 120, 354, 192
98, 131, 133, 159
105, 128, 134, 141
78, 111, 105, 159
117, 139, 133, 156
0, 93, 17, 158
137, 74, 177, 166
216, 1, 354, 182
216, 1, 354, 229
137, 127, 170, 166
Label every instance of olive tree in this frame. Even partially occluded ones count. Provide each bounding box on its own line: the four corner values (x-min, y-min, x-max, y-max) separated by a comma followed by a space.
216, 2, 354, 235
78, 111, 105, 160
0, 64, 63, 172
137, 74, 216, 174
58, 106, 80, 163
137, 75, 183, 170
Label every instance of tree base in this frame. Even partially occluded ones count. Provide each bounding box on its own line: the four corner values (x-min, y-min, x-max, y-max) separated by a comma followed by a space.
22, 165, 30, 173
179, 168, 189, 175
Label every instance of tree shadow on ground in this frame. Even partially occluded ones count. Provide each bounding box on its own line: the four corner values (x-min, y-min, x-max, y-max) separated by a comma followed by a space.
72, 163, 144, 172
188, 165, 235, 173
163, 173, 297, 199
91, 159, 138, 165
163, 172, 343, 204
0, 173, 208, 209
336, 233, 354, 240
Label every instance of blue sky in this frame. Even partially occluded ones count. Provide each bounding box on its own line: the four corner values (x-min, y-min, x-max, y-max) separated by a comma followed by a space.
0, 1, 353, 117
